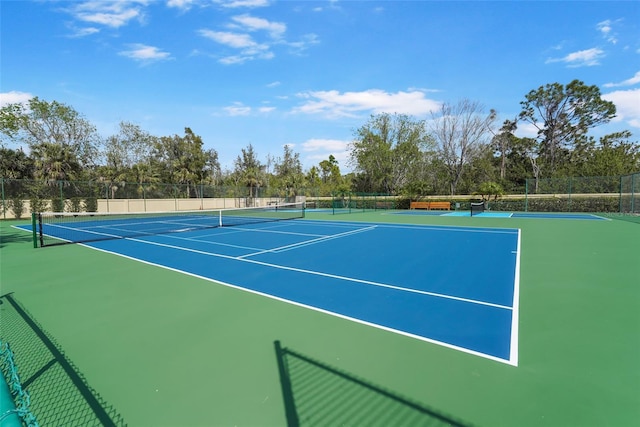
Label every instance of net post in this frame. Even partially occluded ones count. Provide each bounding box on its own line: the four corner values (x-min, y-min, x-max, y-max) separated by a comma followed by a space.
31, 212, 38, 248
218, 209, 223, 227
37, 213, 44, 247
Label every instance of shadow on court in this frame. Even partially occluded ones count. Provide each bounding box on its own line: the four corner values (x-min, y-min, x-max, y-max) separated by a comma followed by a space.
0, 293, 126, 427
0, 225, 32, 249
274, 340, 472, 427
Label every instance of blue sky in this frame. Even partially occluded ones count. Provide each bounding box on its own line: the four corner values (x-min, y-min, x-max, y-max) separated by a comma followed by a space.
2, 0, 639, 173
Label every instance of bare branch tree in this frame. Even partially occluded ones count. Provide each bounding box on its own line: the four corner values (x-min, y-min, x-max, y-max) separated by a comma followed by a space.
430, 99, 496, 195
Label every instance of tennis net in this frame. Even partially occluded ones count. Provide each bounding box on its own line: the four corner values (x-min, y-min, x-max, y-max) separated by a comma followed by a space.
32, 202, 305, 248
470, 201, 485, 217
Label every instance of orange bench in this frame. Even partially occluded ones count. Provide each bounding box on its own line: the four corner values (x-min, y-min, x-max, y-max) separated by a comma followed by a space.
410, 201, 451, 210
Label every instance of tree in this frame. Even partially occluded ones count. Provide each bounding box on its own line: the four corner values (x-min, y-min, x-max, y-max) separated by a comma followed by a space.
153, 128, 207, 196
518, 80, 616, 176
574, 131, 640, 177
234, 144, 264, 198
319, 155, 339, 183
0, 97, 101, 172
430, 99, 496, 195
475, 181, 505, 202
102, 121, 156, 188
350, 113, 434, 194
305, 166, 322, 193
491, 119, 518, 180
31, 142, 82, 183
0, 147, 33, 179
274, 144, 304, 199
204, 148, 221, 185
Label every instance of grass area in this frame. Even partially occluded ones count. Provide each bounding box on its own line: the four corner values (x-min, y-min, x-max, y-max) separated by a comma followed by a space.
1, 212, 639, 426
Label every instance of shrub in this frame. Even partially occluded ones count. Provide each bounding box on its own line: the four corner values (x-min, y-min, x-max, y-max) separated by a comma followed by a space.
29, 197, 49, 213
475, 182, 505, 202
67, 197, 83, 212
8, 196, 25, 219
84, 197, 98, 212
51, 197, 65, 213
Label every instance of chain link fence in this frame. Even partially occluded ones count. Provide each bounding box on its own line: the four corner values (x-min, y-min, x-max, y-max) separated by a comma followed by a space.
0, 179, 321, 219
1, 174, 638, 219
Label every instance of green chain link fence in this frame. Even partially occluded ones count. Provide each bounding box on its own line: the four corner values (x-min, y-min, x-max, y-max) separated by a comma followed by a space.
1, 174, 638, 219
0, 178, 323, 219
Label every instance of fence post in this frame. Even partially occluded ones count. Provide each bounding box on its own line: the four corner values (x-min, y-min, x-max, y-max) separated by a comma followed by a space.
525, 179, 529, 212
1, 178, 5, 220
568, 177, 572, 211
619, 175, 623, 213
632, 173, 636, 213
59, 180, 64, 212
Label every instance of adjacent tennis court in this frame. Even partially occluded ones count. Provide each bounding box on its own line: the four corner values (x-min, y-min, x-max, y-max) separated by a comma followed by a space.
1, 208, 638, 426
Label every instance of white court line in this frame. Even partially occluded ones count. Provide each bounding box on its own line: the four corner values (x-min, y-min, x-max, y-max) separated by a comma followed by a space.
239, 225, 377, 258
216, 224, 327, 238
509, 229, 522, 366
122, 235, 512, 311
294, 219, 520, 235
16, 221, 520, 365
159, 233, 267, 252
78, 241, 517, 366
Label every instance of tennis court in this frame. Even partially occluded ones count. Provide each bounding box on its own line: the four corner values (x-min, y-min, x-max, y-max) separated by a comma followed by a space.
1, 208, 639, 426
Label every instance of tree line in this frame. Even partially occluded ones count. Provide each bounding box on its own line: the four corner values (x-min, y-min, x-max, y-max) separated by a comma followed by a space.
1, 80, 638, 200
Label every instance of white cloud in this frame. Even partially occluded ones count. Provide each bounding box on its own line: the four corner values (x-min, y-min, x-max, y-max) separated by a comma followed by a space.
224, 103, 252, 116
302, 138, 350, 153
216, 0, 270, 8
167, 0, 196, 10
119, 44, 172, 63
222, 102, 274, 116
596, 19, 619, 44
293, 89, 441, 118
514, 122, 541, 139
266, 81, 281, 88
546, 48, 605, 67
198, 29, 273, 63
0, 91, 33, 108
602, 88, 640, 128
68, 1, 148, 28
286, 33, 320, 55
199, 30, 257, 48
301, 138, 352, 169
218, 55, 250, 65
67, 26, 100, 38
603, 71, 640, 88
230, 14, 286, 39
199, 9, 318, 65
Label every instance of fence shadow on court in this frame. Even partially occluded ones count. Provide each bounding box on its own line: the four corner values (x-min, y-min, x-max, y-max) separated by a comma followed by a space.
0, 226, 32, 249
274, 340, 471, 427
0, 293, 126, 426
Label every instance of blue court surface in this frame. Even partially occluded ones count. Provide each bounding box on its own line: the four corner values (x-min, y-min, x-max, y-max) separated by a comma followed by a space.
25, 219, 522, 365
